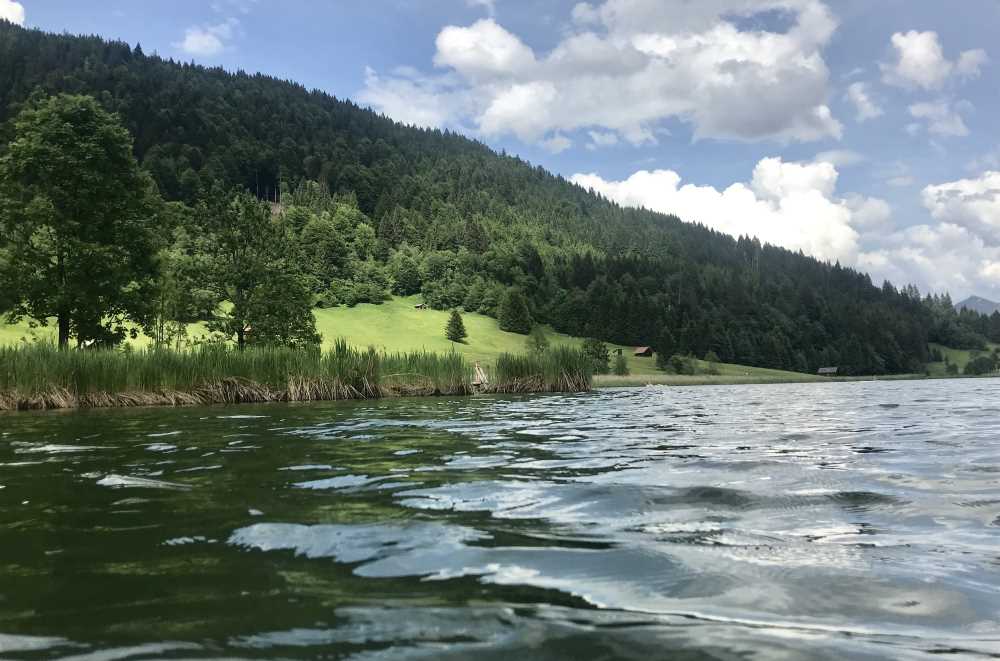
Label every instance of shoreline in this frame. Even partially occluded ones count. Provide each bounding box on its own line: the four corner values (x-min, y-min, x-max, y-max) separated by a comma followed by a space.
0, 377, 593, 412
0, 343, 592, 412
593, 373, 933, 388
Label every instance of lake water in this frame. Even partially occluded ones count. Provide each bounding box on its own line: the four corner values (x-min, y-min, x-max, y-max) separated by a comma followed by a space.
1, 380, 999, 659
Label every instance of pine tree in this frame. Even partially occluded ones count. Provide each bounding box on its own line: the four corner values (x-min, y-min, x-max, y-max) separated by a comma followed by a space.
445, 309, 467, 343
498, 288, 532, 334
655, 327, 676, 370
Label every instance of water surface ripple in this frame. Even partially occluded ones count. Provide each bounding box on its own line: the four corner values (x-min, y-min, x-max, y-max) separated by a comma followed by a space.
1, 380, 999, 659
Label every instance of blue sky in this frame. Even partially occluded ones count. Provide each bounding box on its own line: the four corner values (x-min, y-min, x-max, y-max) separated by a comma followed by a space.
8, 0, 1000, 300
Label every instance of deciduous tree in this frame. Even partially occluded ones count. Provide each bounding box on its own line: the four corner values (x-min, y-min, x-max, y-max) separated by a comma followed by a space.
0, 94, 159, 348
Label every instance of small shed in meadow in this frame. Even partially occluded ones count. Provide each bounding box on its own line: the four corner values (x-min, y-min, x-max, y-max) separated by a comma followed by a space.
634, 346, 654, 357
817, 366, 839, 376
414, 303, 427, 310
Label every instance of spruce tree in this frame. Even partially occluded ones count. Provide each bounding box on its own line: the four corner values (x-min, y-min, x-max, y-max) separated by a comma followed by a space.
655, 327, 676, 370
498, 288, 532, 334
446, 309, 467, 343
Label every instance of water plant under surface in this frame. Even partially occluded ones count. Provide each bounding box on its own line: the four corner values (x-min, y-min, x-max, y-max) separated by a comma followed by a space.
0, 341, 592, 410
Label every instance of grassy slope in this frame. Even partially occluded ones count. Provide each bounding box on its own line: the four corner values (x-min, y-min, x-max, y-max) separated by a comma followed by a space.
0, 320, 55, 346
0, 295, 819, 383
926, 342, 999, 376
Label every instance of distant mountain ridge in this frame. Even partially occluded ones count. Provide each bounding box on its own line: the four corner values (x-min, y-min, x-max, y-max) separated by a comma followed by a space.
955, 296, 1000, 316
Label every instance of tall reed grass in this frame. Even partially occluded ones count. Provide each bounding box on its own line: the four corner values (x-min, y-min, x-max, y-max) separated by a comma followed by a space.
0, 341, 592, 410
490, 346, 592, 393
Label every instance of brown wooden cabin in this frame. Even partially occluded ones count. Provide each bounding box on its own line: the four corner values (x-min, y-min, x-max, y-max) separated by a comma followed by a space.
634, 346, 654, 357
817, 366, 839, 376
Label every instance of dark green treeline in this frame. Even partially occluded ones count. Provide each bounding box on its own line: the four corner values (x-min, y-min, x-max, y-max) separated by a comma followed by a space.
1, 22, 996, 375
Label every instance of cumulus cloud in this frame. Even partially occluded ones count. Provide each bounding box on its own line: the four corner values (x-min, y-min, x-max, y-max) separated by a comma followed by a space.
908, 99, 970, 137
570, 157, 884, 263
881, 31, 988, 90
362, 1, 844, 148
357, 67, 469, 129
434, 19, 536, 80
174, 19, 239, 57
0, 0, 24, 25
922, 171, 1000, 244
859, 224, 1000, 299
845, 82, 883, 122
858, 172, 1000, 299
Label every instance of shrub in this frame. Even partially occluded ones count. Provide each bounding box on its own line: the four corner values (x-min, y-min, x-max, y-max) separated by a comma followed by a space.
581, 337, 610, 374
525, 325, 549, 354
669, 354, 696, 375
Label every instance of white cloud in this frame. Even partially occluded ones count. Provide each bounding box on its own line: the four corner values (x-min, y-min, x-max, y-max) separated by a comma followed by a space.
587, 130, 619, 150
174, 19, 238, 57
434, 19, 535, 81
881, 31, 988, 90
540, 134, 572, 154
922, 171, 1000, 244
466, 0, 497, 16
814, 149, 865, 168
956, 48, 989, 79
571, 157, 883, 263
908, 99, 970, 137
845, 82, 883, 122
0, 0, 24, 25
859, 223, 1000, 300
845, 195, 891, 231
858, 172, 1000, 299
362, 1, 844, 148
571, 2, 601, 26
357, 67, 468, 129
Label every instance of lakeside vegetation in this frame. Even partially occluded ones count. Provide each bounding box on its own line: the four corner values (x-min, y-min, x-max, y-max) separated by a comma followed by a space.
2, 22, 1000, 381
0, 342, 593, 411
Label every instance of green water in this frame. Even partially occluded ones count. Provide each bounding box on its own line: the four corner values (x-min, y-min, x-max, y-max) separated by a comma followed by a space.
1, 381, 999, 659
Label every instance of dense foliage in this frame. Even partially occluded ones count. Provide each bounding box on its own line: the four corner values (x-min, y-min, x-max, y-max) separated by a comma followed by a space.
0, 94, 158, 347
1, 23, 996, 374
445, 310, 467, 343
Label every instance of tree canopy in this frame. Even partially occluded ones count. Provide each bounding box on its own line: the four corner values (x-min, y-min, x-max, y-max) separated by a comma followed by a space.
0, 23, 996, 373
0, 93, 157, 347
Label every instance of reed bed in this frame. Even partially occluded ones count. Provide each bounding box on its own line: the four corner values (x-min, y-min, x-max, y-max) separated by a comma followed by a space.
489, 347, 593, 394
0, 342, 591, 411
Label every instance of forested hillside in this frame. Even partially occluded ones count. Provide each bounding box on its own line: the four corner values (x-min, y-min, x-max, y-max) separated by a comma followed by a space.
2, 21, 997, 375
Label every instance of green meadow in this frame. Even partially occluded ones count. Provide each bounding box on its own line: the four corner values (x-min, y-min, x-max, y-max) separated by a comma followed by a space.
0, 295, 819, 386
925, 342, 1000, 377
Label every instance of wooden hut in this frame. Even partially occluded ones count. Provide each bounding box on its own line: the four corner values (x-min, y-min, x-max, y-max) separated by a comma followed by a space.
634, 346, 654, 357
817, 366, 839, 376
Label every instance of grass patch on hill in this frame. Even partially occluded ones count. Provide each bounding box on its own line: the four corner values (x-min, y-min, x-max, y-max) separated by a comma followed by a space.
0, 295, 814, 384
926, 342, 1000, 376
